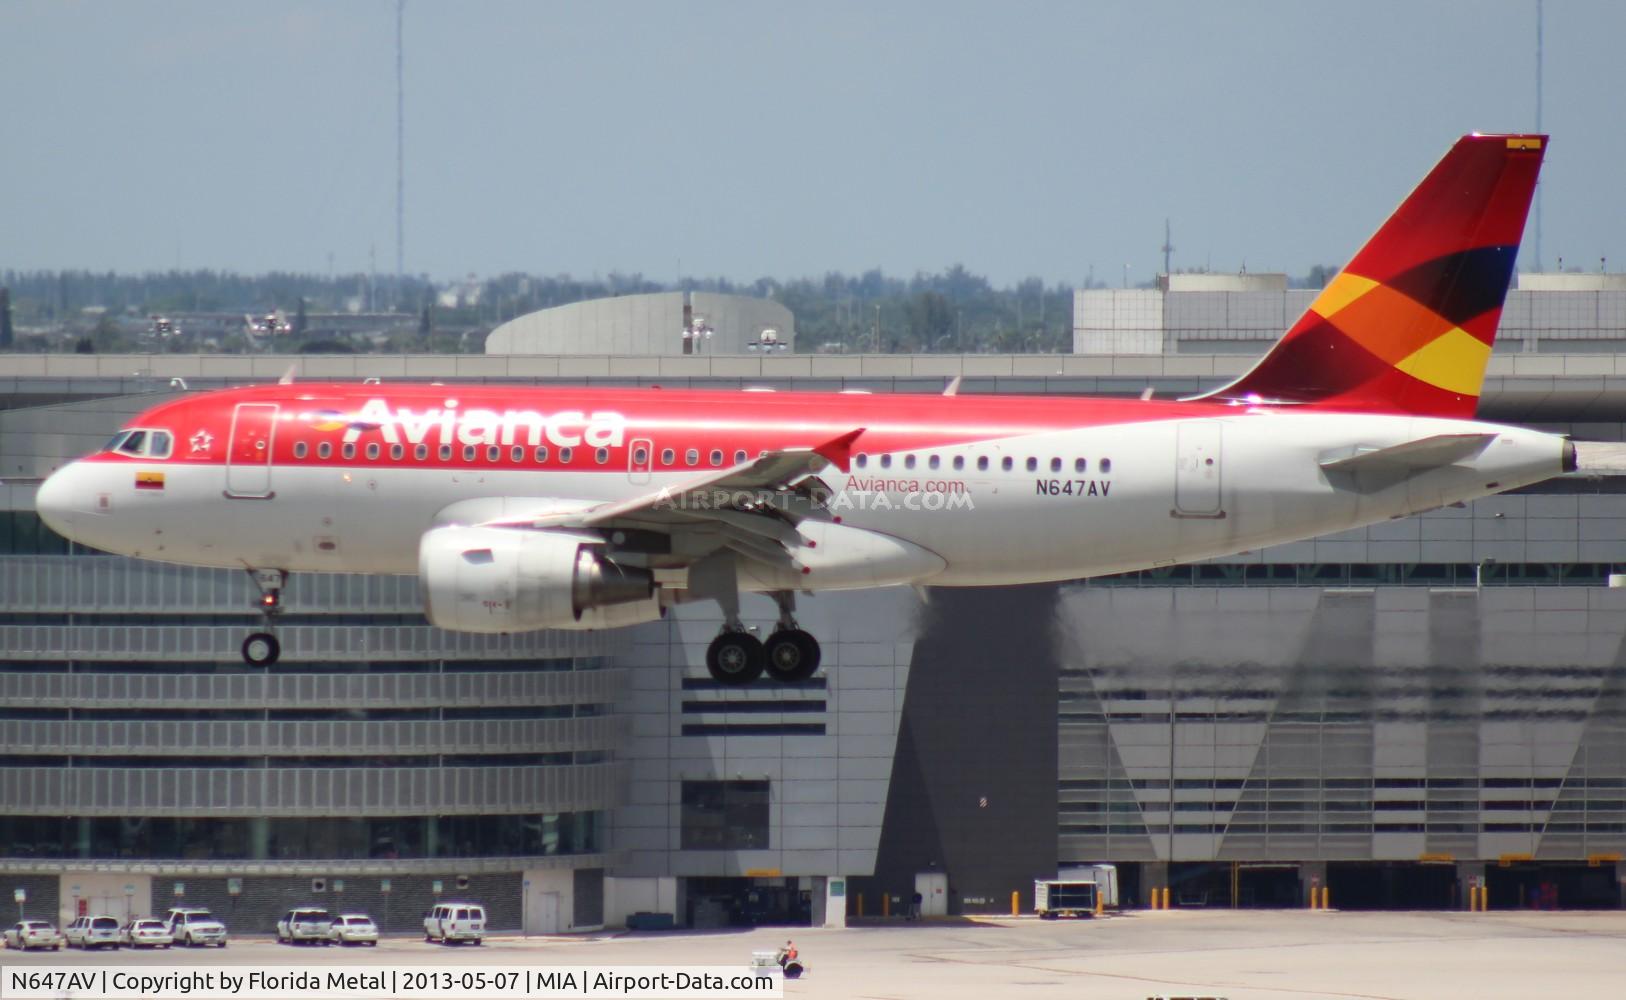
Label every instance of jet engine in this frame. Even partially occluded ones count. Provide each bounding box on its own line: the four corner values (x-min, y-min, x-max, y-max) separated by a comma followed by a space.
419, 526, 660, 633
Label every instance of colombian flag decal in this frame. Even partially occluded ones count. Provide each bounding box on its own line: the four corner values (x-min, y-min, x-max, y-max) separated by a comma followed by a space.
135, 471, 165, 491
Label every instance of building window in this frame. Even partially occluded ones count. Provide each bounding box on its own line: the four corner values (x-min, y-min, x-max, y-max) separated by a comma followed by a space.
681, 780, 770, 851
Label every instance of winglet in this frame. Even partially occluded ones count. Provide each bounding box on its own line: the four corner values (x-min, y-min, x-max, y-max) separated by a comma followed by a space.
814, 428, 865, 473
278, 364, 298, 385
943, 375, 962, 397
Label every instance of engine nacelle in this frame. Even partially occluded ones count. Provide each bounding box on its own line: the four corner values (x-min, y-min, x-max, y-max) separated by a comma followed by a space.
419, 526, 659, 633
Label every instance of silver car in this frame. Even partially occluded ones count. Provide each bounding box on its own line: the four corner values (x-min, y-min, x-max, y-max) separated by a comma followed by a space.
121, 918, 173, 949
3, 920, 63, 951
327, 914, 379, 946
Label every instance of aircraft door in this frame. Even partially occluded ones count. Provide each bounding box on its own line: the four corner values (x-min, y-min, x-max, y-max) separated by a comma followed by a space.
1173, 421, 1223, 517
226, 403, 278, 498
628, 437, 653, 484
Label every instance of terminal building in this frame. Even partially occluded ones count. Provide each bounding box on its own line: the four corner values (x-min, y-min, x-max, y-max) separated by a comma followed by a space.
3, 276, 1626, 932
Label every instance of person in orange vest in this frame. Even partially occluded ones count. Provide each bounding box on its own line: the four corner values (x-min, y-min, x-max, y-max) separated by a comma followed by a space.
777, 940, 798, 967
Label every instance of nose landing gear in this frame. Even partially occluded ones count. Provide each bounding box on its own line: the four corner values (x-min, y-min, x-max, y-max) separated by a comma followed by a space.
242, 569, 286, 667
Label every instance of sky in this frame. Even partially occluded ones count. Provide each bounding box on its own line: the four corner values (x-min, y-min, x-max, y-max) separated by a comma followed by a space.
2, 0, 1623, 287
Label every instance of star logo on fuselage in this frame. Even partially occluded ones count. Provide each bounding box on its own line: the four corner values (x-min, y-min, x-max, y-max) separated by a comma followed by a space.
190, 429, 213, 454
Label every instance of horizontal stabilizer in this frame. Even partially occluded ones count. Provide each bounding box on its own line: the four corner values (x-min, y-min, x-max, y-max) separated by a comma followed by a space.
1571, 441, 1626, 475
1319, 433, 1496, 493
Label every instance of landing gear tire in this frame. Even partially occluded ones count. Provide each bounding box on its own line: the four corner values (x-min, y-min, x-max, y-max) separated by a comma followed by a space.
242, 632, 280, 667
707, 632, 765, 685
764, 629, 821, 682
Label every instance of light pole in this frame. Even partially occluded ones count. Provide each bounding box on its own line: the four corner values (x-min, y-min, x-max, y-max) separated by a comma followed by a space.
873, 305, 881, 353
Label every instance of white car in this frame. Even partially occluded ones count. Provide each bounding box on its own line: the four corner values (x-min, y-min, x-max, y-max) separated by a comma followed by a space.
121, 918, 173, 949
276, 907, 333, 945
164, 907, 227, 948
64, 915, 122, 950
3, 921, 63, 950
423, 903, 485, 945
327, 914, 379, 946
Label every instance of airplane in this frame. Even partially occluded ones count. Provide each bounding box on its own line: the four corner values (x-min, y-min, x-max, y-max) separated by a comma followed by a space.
37, 134, 1570, 685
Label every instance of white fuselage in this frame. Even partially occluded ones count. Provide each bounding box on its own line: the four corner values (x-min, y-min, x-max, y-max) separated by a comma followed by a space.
39, 410, 1570, 591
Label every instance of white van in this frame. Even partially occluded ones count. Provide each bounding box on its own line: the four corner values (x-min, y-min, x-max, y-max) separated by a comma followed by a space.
422, 903, 485, 945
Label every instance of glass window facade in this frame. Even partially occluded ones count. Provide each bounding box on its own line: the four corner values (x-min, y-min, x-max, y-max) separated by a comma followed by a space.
680, 780, 769, 850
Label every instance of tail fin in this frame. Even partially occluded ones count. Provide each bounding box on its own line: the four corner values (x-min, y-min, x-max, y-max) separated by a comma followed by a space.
1193, 134, 1546, 417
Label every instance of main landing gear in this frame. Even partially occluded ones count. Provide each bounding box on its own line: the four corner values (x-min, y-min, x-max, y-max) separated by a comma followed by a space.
242, 568, 285, 667
704, 591, 822, 686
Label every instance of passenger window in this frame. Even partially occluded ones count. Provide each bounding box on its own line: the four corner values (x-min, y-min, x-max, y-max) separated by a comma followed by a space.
486, 445, 501, 462
953, 456, 964, 471
391, 444, 404, 460
512, 446, 524, 462
661, 448, 674, 466
596, 447, 609, 464
318, 442, 332, 460
880, 455, 891, 469
294, 442, 308, 459
342, 443, 356, 460
534, 446, 549, 463
1100, 458, 1112, 473
709, 449, 723, 467
366, 443, 380, 460
929, 455, 940, 470
463, 445, 476, 461
1075, 457, 1087, 473
686, 449, 699, 466
560, 447, 574, 463
734, 449, 748, 465
904, 455, 916, 469
634, 446, 649, 465
1025, 457, 1036, 472
1051, 457, 1062, 472
856, 454, 868, 469
976, 456, 988, 471
440, 444, 452, 461
1001, 457, 1012, 471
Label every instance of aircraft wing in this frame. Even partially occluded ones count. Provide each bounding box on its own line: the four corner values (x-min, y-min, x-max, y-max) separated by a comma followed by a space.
1318, 433, 1497, 493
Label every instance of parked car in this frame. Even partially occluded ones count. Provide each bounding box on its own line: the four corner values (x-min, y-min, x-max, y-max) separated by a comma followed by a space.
64, 915, 122, 950
276, 907, 333, 945
422, 903, 485, 945
3, 920, 63, 950
164, 907, 227, 948
120, 918, 173, 949
327, 913, 379, 946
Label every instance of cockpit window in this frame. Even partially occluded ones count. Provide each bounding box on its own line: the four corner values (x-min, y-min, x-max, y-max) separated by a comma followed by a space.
107, 429, 173, 459
116, 431, 147, 456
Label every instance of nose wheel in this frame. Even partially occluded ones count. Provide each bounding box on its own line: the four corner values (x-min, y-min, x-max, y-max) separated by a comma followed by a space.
243, 569, 286, 667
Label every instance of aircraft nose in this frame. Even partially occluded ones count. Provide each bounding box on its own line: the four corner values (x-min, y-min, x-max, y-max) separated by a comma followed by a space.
36, 463, 84, 538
